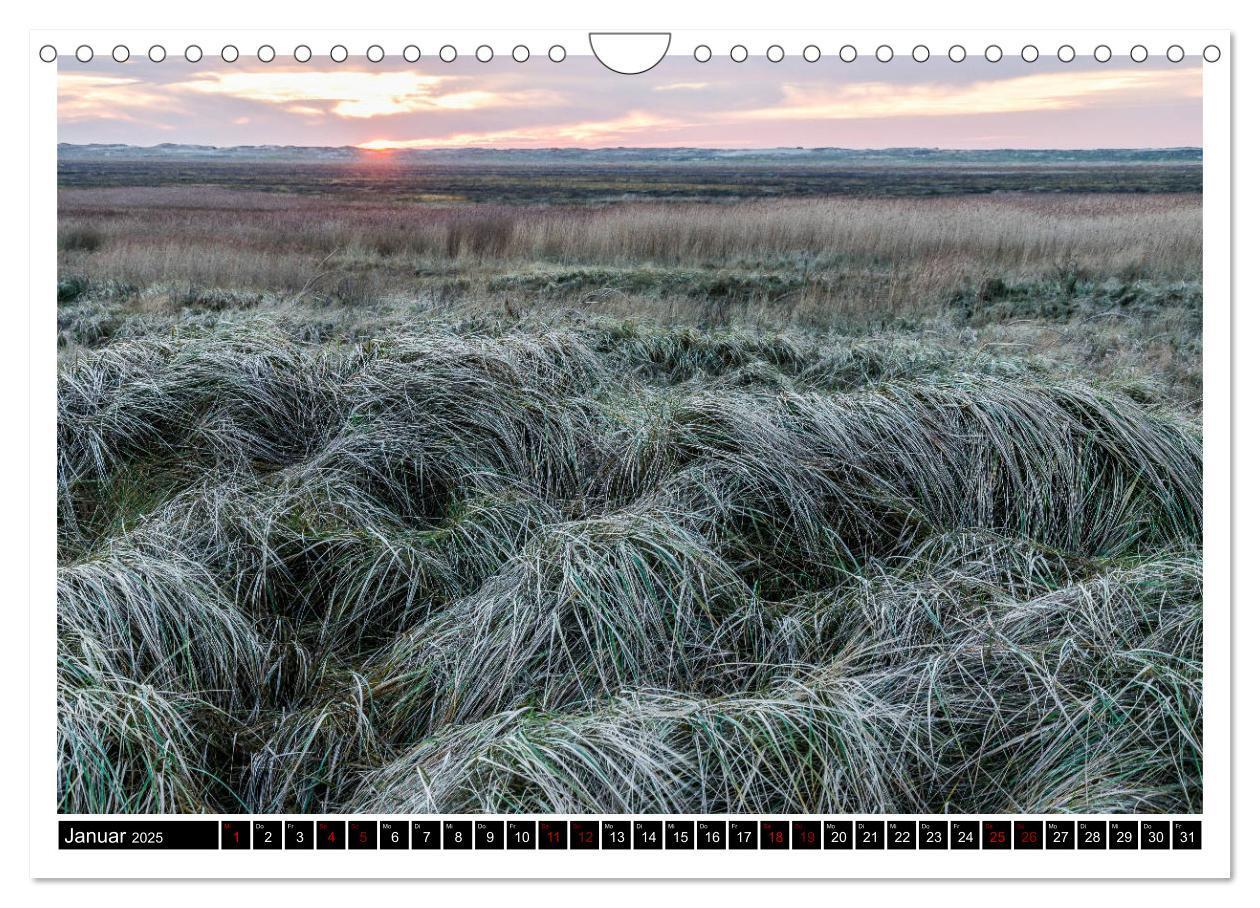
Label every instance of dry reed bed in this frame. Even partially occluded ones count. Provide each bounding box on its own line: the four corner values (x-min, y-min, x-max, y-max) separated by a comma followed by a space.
59, 192, 1202, 300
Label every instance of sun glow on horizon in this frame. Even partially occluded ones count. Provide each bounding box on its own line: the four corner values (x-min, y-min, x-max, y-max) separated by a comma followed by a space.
358, 139, 405, 151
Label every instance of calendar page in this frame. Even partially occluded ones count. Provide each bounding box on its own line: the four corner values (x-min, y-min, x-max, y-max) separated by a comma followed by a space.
23, 9, 1233, 883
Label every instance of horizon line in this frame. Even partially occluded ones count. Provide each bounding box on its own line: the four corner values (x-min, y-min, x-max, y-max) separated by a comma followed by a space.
57, 142, 1205, 152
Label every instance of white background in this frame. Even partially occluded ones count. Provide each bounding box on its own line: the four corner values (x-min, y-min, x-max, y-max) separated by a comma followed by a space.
5, 0, 1253, 902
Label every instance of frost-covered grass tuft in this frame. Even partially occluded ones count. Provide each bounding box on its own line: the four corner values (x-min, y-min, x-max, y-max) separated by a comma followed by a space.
57, 311, 1203, 813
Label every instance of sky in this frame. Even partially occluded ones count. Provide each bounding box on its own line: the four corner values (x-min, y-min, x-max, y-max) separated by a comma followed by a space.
57, 54, 1203, 150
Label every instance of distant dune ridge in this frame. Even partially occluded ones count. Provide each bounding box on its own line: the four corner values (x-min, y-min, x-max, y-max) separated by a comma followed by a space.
56, 142, 1204, 164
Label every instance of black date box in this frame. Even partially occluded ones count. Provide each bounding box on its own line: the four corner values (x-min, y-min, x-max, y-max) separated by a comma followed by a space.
792, 820, 821, 849
569, 821, 598, 850
729, 821, 758, 850
1077, 821, 1106, 850
887, 821, 915, 850
316, 820, 345, 850
856, 820, 884, 850
983, 820, 1011, 850
918, 821, 947, 850
538, 820, 568, 850
252, 820, 280, 850
284, 820, 313, 850
665, 820, 694, 849
1046, 821, 1074, 850
475, 820, 504, 849
348, 820, 377, 850
1109, 820, 1138, 850
1014, 820, 1043, 850
443, 820, 472, 850
697, 821, 726, 850
507, 821, 536, 850
760, 820, 789, 850
602, 820, 631, 850
634, 821, 663, 849
411, 821, 440, 850
951, 820, 979, 850
1140, 820, 1170, 849
379, 821, 408, 849
1172, 820, 1201, 850
824, 820, 853, 849
221, 820, 249, 850
536, 820, 567, 850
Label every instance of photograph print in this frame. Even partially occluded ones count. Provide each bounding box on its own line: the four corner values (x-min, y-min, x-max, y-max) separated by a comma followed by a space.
55, 47, 1203, 817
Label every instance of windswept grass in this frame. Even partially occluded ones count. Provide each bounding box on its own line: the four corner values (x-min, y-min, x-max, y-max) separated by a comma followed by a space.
57, 308, 1203, 814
